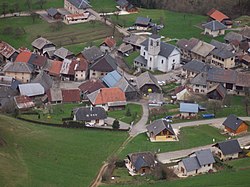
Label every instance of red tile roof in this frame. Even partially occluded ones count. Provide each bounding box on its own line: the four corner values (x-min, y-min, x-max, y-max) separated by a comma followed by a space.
102, 37, 116, 48
49, 60, 63, 77
207, 8, 229, 22
14, 95, 35, 109
0, 41, 16, 59
78, 79, 106, 93
32, 54, 47, 67
62, 89, 81, 103
72, 58, 88, 72
15, 51, 32, 63
90, 87, 126, 105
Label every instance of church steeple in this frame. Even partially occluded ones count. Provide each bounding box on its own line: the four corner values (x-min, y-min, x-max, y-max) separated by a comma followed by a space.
148, 34, 161, 56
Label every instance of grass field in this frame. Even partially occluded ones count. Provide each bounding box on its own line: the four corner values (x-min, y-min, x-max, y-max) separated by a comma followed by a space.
108, 103, 143, 124
0, 114, 128, 187
0, 0, 117, 14
0, 16, 122, 54
118, 125, 227, 158
111, 8, 225, 43
19, 103, 87, 124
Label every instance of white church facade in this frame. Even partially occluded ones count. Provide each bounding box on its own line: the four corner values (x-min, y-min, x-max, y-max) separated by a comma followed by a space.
134, 34, 181, 72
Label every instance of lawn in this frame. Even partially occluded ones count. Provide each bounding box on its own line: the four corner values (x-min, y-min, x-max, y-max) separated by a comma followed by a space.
111, 8, 225, 43
91, 0, 117, 12
108, 103, 143, 124
118, 125, 227, 158
0, 16, 122, 54
19, 103, 87, 124
124, 51, 140, 68
0, 114, 128, 187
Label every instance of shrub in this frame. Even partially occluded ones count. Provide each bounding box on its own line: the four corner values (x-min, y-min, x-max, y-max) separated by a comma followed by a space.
112, 119, 120, 129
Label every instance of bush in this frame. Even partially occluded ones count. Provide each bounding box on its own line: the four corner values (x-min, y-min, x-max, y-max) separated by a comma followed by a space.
112, 119, 120, 129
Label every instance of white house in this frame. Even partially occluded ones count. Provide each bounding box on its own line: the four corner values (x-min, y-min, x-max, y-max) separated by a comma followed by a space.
178, 149, 215, 176
203, 20, 227, 37
64, 0, 91, 14
134, 34, 181, 73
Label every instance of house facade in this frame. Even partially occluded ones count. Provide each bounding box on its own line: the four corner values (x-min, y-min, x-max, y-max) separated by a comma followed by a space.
100, 37, 116, 53
203, 21, 227, 37
136, 71, 161, 94
134, 34, 181, 72
222, 114, 248, 135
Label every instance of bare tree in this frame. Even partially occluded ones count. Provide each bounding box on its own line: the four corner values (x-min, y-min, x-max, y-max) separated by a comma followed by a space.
1, 2, 9, 16
207, 100, 222, 115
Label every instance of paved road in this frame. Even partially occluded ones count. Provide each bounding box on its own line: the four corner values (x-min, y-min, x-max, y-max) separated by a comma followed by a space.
157, 135, 250, 164
129, 100, 149, 137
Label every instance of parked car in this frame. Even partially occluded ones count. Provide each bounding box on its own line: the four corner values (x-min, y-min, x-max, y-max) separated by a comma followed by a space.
202, 114, 215, 119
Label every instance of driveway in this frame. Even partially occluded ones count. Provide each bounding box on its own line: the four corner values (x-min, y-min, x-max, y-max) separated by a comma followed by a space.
129, 100, 149, 137
105, 117, 130, 130
157, 135, 250, 164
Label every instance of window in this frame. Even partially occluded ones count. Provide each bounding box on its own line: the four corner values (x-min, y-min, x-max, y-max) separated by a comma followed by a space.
231, 57, 234, 60
150, 40, 153, 46
161, 59, 164, 64
156, 41, 159, 46
92, 73, 95, 75
173, 59, 175, 62
144, 52, 145, 56
150, 57, 152, 61
203, 85, 206, 88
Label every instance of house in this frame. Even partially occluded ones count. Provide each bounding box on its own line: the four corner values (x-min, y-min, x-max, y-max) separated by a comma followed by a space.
47, 8, 62, 19
134, 17, 152, 30
125, 152, 157, 176
18, 83, 45, 97
31, 37, 56, 55
61, 88, 81, 103
173, 85, 193, 101
0, 86, 18, 111
46, 60, 63, 78
239, 26, 250, 42
117, 43, 133, 56
213, 139, 242, 161
210, 47, 235, 69
191, 41, 215, 63
64, 0, 91, 14
87, 87, 126, 111
134, 34, 181, 72
116, 0, 137, 12
148, 93, 164, 106
146, 119, 176, 141
136, 71, 161, 94
78, 46, 104, 64
29, 54, 47, 70
181, 59, 206, 78
176, 38, 200, 62
241, 54, 250, 68
179, 103, 199, 118
54, 47, 74, 61
15, 51, 33, 63
207, 8, 232, 27
222, 114, 248, 135
203, 20, 227, 37
224, 32, 245, 44
31, 71, 53, 91
178, 149, 215, 176
73, 58, 88, 81
102, 70, 139, 100
60, 59, 75, 81
89, 54, 118, 79
207, 83, 227, 100
3, 62, 34, 83
123, 34, 147, 51
100, 37, 116, 53
47, 87, 80, 103
78, 79, 106, 99
190, 72, 208, 94
14, 95, 35, 110
64, 12, 90, 24
73, 106, 107, 126
0, 41, 18, 63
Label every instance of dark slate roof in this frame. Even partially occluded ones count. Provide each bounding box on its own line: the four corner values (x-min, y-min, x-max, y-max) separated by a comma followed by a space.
146, 119, 175, 136
190, 72, 207, 86
127, 152, 156, 172
31, 71, 53, 91
78, 79, 106, 93
222, 114, 245, 131
215, 139, 242, 155
210, 40, 234, 51
3, 62, 34, 73
224, 32, 244, 42
211, 48, 234, 59
180, 103, 199, 113
182, 157, 200, 172
207, 83, 227, 99
150, 34, 161, 39
207, 68, 237, 84
81, 46, 104, 63
177, 38, 200, 51
195, 149, 215, 166
239, 26, 250, 39
135, 17, 151, 26
182, 60, 206, 73
141, 39, 177, 58
47, 8, 58, 17
134, 55, 147, 65
74, 106, 107, 121
90, 54, 117, 72
54, 47, 74, 59
67, 0, 91, 9
136, 71, 161, 90
203, 20, 227, 31
117, 0, 129, 7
